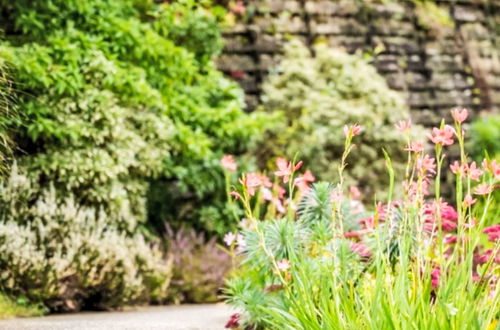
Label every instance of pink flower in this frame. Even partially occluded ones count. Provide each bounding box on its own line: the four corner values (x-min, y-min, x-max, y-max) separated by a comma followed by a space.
418, 155, 436, 175
236, 234, 246, 250
467, 162, 483, 181
463, 194, 477, 208
343, 124, 363, 137
428, 125, 455, 146
405, 142, 424, 153
221, 155, 237, 172
275, 157, 292, 181
344, 229, 371, 238
230, 1, 246, 15
442, 220, 457, 231
230, 191, 242, 200
450, 161, 465, 176
239, 173, 262, 196
274, 158, 301, 183
482, 159, 500, 180
259, 174, 273, 188
474, 183, 494, 195
451, 108, 469, 124
478, 249, 500, 264
350, 242, 371, 258
224, 232, 236, 246
484, 225, 500, 242
330, 189, 343, 203
441, 203, 458, 221
274, 184, 286, 199
294, 170, 315, 191
395, 119, 412, 132
272, 198, 286, 214
349, 185, 362, 199
261, 187, 273, 201
277, 259, 291, 272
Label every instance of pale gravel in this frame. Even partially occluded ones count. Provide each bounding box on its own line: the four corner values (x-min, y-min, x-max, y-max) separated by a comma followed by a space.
0, 304, 234, 330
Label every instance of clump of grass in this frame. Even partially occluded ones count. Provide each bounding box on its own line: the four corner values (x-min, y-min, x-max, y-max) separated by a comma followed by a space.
0, 293, 46, 319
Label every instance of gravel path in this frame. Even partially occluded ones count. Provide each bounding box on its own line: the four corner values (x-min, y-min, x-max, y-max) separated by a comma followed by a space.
0, 304, 234, 330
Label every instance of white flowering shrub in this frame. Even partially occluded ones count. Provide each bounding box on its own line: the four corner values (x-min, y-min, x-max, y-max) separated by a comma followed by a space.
0, 165, 171, 312
256, 40, 425, 198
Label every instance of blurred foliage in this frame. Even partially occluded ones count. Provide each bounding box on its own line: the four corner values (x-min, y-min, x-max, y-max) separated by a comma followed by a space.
470, 114, 500, 158
0, 0, 267, 234
254, 40, 424, 199
413, 0, 454, 38
164, 226, 231, 304
0, 165, 172, 312
470, 113, 500, 214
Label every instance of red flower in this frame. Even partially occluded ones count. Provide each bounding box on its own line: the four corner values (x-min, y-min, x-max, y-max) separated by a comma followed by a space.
484, 224, 500, 242
225, 313, 241, 329
444, 235, 457, 244
431, 268, 441, 288
230, 70, 246, 80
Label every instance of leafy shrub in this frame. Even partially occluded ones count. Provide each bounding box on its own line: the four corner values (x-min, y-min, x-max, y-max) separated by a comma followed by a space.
224, 113, 500, 329
470, 114, 500, 159
164, 226, 231, 304
0, 165, 171, 312
254, 40, 424, 199
0, 0, 267, 234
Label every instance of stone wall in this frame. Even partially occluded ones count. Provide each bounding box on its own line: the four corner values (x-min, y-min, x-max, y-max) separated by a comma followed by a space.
217, 0, 500, 125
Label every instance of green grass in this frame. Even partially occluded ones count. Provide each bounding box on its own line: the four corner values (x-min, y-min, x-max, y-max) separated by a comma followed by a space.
0, 293, 46, 319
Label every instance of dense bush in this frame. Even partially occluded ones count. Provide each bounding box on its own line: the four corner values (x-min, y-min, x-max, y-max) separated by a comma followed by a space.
224, 113, 500, 329
0, 165, 171, 312
470, 114, 500, 159
0, 0, 266, 234
254, 40, 424, 199
164, 226, 231, 304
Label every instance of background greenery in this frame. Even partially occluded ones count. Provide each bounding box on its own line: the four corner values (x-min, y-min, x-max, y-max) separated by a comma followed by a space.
254, 40, 424, 199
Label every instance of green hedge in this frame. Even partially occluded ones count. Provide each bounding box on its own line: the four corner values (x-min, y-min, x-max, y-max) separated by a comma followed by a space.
0, 0, 267, 310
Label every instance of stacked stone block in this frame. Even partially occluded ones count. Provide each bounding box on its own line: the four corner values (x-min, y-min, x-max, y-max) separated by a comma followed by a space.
217, 0, 500, 124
